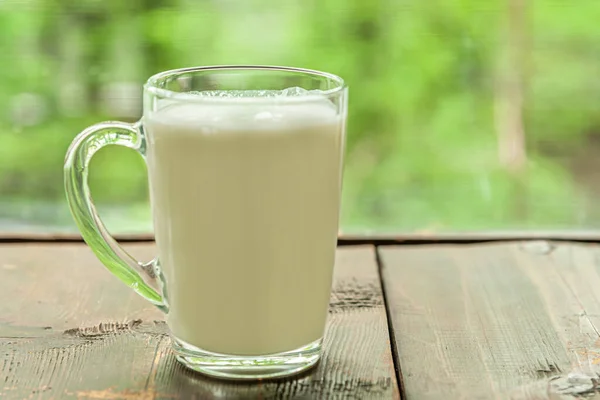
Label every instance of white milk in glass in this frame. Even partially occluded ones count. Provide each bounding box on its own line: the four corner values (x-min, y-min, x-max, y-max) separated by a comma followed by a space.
145, 91, 344, 355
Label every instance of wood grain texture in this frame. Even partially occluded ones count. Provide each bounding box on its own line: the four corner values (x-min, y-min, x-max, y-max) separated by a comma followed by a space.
0, 243, 398, 399
380, 241, 600, 400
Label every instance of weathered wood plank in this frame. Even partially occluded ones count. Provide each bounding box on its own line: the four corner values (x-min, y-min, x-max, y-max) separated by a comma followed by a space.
380, 241, 600, 400
0, 243, 161, 331
0, 243, 398, 399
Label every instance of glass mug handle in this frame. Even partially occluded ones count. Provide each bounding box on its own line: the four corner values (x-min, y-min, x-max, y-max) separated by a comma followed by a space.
64, 121, 167, 311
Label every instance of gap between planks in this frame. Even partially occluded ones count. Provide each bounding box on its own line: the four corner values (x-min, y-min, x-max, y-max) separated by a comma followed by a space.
375, 244, 406, 400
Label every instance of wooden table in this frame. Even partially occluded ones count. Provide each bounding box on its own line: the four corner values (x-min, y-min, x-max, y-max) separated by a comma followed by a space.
2, 239, 600, 399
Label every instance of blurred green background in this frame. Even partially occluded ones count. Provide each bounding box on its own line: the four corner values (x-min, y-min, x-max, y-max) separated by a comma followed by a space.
1, 0, 599, 234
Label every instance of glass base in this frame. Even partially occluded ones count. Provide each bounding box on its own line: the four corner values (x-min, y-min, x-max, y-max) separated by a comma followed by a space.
172, 337, 322, 380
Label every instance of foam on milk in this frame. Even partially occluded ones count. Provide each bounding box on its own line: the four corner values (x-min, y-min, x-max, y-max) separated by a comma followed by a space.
149, 88, 338, 131
145, 90, 344, 355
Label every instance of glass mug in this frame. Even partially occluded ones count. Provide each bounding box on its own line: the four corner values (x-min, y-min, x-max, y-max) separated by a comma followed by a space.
64, 66, 347, 380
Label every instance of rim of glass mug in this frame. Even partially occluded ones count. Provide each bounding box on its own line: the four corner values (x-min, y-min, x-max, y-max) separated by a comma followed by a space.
144, 65, 347, 102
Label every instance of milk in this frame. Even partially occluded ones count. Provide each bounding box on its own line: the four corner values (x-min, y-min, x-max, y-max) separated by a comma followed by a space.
144, 95, 344, 356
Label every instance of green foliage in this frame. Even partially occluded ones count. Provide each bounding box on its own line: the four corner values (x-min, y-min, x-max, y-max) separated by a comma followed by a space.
1, 0, 599, 232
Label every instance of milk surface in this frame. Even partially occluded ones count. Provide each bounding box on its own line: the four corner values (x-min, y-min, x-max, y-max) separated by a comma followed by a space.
145, 94, 344, 355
